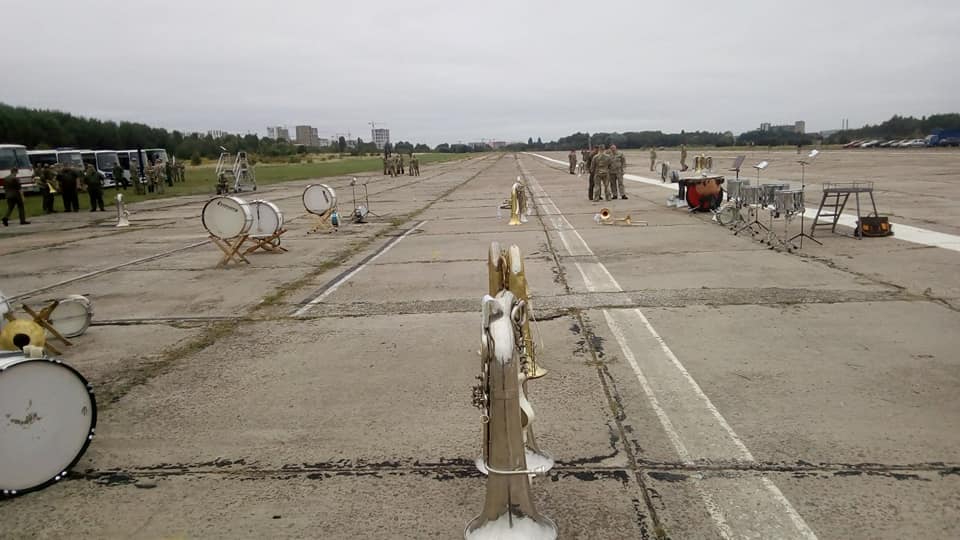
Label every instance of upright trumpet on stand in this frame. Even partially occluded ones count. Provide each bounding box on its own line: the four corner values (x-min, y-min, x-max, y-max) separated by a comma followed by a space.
115, 193, 130, 227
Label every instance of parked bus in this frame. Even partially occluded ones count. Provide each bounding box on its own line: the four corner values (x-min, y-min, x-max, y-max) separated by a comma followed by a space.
116, 150, 142, 184
0, 144, 36, 195
79, 150, 121, 187
55, 149, 84, 169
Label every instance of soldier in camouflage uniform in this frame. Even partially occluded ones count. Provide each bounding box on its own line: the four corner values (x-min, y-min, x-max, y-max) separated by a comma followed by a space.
649, 147, 657, 171
178, 161, 186, 183
609, 144, 627, 200
132, 162, 145, 195
411, 154, 420, 176
590, 145, 612, 202
680, 144, 688, 171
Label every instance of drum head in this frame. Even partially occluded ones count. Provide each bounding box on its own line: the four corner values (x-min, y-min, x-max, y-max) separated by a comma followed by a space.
249, 200, 283, 238
49, 296, 92, 338
303, 184, 336, 215
202, 196, 252, 239
0, 354, 96, 495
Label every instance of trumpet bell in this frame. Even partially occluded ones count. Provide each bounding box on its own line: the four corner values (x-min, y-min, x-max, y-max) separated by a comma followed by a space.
599, 207, 612, 224
0, 319, 47, 351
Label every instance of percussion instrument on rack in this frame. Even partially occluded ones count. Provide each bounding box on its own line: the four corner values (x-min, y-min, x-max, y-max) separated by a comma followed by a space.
201, 196, 253, 240
775, 190, 805, 216
48, 295, 93, 338
727, 179, 749, 201
0, 349, 97, 496
760, 183, 791, 207
741, 186, 762, 206
248, 200, 284, 239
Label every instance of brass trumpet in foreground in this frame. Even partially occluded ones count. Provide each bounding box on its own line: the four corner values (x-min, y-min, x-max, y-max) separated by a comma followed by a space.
468, 242, 556, 540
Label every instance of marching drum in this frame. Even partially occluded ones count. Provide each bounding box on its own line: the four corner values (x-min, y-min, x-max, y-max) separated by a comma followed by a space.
0, 351, 97, 496
49, 295, 93, 338
249, 200, 284, 238
760, 183, 791, 206
741, 186, 762, 206
302, 184, 337, 216
684, 176, 725, 211
202, 196, 253, 240
775, 190, 805, 215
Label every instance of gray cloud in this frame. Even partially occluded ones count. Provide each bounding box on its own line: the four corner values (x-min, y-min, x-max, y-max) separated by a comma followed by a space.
4, 0, 957, 145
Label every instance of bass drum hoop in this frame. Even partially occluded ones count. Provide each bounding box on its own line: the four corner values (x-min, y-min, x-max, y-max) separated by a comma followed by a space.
249, 200, 284, 238
302, 184, 337, 216
49, 295, 93, 338
201, 196, 253, 240
0, 354, 97, 497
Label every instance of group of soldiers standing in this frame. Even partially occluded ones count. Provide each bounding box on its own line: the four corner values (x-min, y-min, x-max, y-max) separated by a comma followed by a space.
3, 156, 186, 226
569, 145, 628, 201
383, 153, 420, 177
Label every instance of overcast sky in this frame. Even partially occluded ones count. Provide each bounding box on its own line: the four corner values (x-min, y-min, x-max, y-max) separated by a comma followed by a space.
3, 0, 957, 145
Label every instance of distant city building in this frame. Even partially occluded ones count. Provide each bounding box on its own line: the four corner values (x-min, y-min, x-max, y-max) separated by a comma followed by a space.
759, 121, 806, 134
371, 128, 390, 149
207, 129, 226, 138
489, 141, 507, 149
317, 138, 330, 148
267, 126, 290, 142
295, 125, 321, 148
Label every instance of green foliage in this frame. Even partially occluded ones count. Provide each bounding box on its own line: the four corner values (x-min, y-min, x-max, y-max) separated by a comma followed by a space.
287, 155, 301, 164
190, 152, 202, 166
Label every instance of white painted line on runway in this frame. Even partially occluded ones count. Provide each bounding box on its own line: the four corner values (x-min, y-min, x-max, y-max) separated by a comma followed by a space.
519, 160, 819, 539
526, 152, 960, 253
292, 221, 427, 317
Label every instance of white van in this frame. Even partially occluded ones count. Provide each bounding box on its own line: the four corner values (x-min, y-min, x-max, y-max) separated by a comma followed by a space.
0, 144, 36, 195
79, 150, 121, 187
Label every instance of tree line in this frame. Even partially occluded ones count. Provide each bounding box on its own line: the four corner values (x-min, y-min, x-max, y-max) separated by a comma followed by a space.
3, 103, 957, 158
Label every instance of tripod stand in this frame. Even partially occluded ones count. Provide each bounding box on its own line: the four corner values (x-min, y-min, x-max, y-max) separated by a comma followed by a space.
787, 150, 822, 249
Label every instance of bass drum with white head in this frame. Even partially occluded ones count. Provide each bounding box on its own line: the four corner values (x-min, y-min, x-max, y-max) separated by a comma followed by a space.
0, 350, 97, 496
202, 196, 253, 239
48, 295, 93, 338
302, 184, 337, 216
249, 200, 284, 238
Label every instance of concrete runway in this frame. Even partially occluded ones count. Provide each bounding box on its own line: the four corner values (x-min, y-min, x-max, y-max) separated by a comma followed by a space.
0, 152, 957, 539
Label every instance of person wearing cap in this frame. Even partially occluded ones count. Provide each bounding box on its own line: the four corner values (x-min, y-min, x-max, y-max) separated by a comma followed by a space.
568, 149, 577, 174
57, 164, 81, 212
83, 163, 105, 211
39, 164, 57, 213
590, 145, 612, 202
113, 162, 127, 190
2, 167, 30, 226
609, 144, 627, 200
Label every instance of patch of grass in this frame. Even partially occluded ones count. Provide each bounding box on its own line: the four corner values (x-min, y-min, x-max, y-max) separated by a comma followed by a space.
15, 153, 476, 218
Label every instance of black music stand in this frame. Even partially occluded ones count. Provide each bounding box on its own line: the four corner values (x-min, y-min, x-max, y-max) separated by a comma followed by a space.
787, 150, 822, 249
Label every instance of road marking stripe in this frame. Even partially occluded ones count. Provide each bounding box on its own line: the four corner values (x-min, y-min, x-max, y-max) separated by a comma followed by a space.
526, 152, 960, 253
291, 221, 427, 317
519, 159, 818, 539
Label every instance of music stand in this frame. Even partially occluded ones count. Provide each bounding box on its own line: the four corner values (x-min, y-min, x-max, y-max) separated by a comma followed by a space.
350, 178, 380, 223
728, 155, 746, 180
788, 150, 822, 249
735, 161, 772, 237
